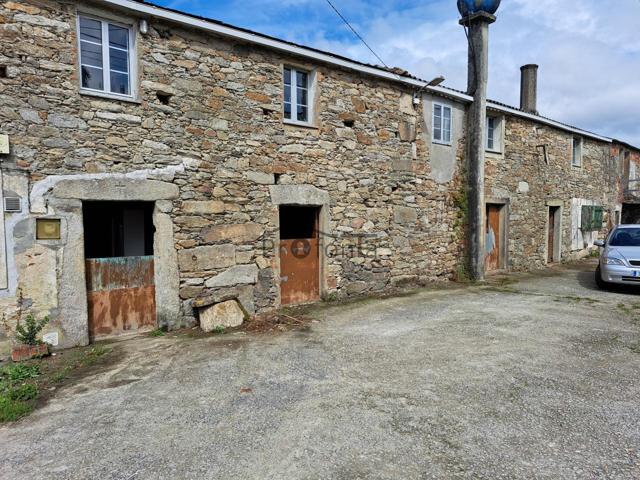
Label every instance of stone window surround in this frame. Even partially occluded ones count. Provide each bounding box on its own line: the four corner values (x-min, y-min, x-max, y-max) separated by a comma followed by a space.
432, 101, 453, 146
75, 6, 141, 104
282, 64, 318, 128
269, 185, 331, 303
46, 177, 181, 348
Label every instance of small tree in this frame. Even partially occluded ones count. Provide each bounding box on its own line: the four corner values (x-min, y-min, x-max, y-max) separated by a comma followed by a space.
15, 315, 49, 346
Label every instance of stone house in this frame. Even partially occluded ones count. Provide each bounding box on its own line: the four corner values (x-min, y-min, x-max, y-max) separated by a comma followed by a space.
0, 0, 635, 353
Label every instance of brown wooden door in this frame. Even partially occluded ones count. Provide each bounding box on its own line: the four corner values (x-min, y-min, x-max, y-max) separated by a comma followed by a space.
86, 256, 156, 339
485, 205, 501, 272
280, 238, 320, 305
548, 209, 555, 263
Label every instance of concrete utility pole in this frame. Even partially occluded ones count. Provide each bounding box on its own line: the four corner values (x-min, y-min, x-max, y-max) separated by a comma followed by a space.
460, 11, 496, 282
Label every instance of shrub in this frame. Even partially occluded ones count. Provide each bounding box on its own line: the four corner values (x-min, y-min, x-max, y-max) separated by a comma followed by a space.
15, 315, 49, 346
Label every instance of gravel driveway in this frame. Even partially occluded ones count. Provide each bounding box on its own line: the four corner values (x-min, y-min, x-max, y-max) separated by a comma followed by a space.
2, 261, 640, 479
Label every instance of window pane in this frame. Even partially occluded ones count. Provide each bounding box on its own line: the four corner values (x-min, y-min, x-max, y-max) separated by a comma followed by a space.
284, 85, 291, 104
108, 24, 129, 49
284, 68, 291, 86
80, 17, 102, 43
434, 104, 442, 121
80, 41, 103, 67
81, 65, 104, 90
297, 87, 308, 107
284, 102, 291, 119
297, 105, 308, 122
109, 47, 129, 73
443, 107, 452, 143
110, 71, 130, 95
296, 71, 308, 88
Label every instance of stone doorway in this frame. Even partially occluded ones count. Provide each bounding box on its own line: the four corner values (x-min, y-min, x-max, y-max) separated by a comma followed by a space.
547, 205, 562, 264
485, 202, 507, 273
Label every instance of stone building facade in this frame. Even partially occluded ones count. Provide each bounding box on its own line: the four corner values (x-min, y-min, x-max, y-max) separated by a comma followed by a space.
0, 0, 635, 354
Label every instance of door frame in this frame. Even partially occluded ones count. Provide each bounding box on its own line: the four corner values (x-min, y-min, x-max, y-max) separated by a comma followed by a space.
269, 185, 331, 307
46, 177, 181, 347
546, 200, 563, 264
485, 198, 509, 272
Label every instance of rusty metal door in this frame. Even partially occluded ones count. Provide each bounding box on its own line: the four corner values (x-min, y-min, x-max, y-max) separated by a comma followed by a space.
86, 256, 156, 339
485, 205, 501, 272
280, 238, 320, 305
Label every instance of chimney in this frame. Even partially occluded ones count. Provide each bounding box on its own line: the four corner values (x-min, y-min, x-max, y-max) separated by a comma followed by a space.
520, 64, 538, 114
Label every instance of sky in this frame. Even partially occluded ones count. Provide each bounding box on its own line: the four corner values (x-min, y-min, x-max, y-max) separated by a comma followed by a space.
155, 0, 640, 145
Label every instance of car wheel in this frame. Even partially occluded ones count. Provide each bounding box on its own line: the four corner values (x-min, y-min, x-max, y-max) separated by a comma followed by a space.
595, 265, 608, 290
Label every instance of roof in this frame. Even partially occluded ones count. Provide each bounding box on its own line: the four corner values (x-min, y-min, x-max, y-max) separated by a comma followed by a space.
101, 0, 624, 144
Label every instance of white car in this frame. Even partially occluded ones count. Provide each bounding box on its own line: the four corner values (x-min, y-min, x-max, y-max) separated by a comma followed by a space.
594, 225, 640, 288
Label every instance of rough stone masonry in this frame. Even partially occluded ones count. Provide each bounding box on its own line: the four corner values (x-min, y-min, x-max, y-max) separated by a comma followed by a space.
0, 0, 633, 354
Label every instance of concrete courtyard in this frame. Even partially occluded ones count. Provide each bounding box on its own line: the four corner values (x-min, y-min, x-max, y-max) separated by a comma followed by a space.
1, 260, 640, 479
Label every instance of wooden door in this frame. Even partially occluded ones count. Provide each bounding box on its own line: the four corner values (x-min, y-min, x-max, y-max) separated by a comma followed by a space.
86, 256, 156, 339
280, 238, 320, 305
485, 205, 501, 272
548, 208, 556, 263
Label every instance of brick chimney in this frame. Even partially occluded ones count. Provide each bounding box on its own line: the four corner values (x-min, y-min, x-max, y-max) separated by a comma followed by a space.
520, 64, 538, 114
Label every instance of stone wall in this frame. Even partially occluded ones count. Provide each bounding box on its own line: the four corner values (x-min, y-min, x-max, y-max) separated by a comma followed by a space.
486, 116, 618, 270
0, 0, 466, 352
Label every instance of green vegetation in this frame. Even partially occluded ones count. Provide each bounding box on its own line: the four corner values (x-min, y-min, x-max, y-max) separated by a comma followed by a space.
0, 363, 40, 422
211, 325, 226, 334
15, 314, 49, 346
149, 328, 166, 337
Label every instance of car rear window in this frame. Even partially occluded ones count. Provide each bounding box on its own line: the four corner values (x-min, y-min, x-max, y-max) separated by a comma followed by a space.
609, 228, 640, 247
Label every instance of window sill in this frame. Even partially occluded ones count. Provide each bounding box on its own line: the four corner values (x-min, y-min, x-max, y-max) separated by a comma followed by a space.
572, 163, 583, 169
79, 89, 141, 104
283, 119, 318, 130
432, 140, 452, 147
486, 149, 503, 156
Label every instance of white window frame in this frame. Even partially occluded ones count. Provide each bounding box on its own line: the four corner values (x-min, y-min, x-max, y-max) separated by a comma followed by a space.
572, 136, 583, 167
432, 102, 452, 145
486, 115, 503, 153
76, 12, 138, 101
283, 66, 315, 127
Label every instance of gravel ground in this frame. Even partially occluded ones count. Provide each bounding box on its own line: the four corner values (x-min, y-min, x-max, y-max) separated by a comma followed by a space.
1, 260, 640, 479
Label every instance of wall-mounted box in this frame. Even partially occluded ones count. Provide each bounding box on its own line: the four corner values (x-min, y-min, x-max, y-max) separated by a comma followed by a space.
0, 134, 9, 154
36, 219, 61, 240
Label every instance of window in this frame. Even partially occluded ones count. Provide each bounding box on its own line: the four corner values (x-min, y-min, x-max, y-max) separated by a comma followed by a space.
572, 136, 583, 167
433, 103, 452, 144
78, 15, 134, 97
487, 116, 496, 150
284, 67, 312, 125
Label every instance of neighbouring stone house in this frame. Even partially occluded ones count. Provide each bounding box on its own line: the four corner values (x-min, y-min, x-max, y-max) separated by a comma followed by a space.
0, 0, 636, 354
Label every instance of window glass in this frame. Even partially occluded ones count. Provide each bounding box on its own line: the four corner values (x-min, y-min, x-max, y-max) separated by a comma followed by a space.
443, 106, 452, 143
433, 104, 442, 141
487, 117, 495, 150
572, 137, 582, 166
609, 228, 640, 247
78, 15, 132, 96
283, 67, 311, 123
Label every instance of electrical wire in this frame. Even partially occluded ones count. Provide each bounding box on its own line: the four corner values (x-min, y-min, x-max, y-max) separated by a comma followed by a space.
324, 0, 390, 70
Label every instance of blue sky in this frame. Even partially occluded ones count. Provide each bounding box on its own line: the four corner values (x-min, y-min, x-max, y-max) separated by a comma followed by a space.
155, 0, 640, 145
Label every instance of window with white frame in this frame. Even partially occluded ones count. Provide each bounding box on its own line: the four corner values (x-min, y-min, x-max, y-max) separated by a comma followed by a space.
486, 115, 503, 152
572, 136, 583, 167
78, 15, 134, 97
284, 67, 312, 124
433, 103, 452, 144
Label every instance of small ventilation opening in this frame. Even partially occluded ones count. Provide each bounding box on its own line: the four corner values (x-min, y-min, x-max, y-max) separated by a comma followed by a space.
4, 197, 21, 212
274, 173, 282, 184
343, 119, 355, 128
0, 66, 7, 79
156, 92, 171, 105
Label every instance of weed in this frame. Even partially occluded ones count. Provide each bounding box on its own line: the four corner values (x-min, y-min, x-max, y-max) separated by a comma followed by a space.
52, 366, 73, 383
1, 363, 40, 383
82, 346, 112, 367
211, 325, 226, 334
149, 329, 165, 337
7, 383, 38, 402
0, 396, 34, 422
15, 314, 49, 346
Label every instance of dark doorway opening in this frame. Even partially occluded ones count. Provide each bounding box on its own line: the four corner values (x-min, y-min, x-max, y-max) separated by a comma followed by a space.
622, 203, 640, 225
279, 205, 321, 305
279, 206, 319, 239
83, 202, 155, 259
548, 206, 561, 263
